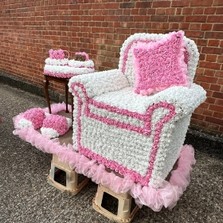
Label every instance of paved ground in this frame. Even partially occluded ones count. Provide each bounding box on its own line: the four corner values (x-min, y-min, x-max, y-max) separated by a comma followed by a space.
0, 82, 222, 223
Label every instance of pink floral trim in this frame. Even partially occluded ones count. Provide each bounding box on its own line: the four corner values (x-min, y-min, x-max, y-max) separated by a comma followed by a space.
71, 82, 176, 185
44, 71, 77, 78
80, 146, 143, 183
12, 118, 196, 211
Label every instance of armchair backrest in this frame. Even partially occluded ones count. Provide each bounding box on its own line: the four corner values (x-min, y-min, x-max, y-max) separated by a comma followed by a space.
118, 33, 199, 87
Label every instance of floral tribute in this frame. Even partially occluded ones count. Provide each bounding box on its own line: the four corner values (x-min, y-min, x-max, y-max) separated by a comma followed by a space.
40, 114, 72, 139
14, 103, 72, 138
13, 31, 207, 212
68, 30, 206, 189
49, 49, 68, 59
44, 50, 94, 78
13, 103, 197, 211
15, 108, 45, 130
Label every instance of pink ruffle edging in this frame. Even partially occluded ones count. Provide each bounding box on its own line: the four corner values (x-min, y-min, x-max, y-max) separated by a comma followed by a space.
13, 103, 196, 212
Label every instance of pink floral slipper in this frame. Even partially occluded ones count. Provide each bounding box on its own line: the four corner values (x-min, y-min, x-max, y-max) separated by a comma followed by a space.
40, 114, 72, 139
16, 108, 45, 129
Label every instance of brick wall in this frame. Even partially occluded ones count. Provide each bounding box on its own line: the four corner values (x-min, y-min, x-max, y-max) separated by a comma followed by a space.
0, 0, 222, 136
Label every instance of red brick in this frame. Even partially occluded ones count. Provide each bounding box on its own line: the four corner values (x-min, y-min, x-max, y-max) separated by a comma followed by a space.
200, 82, 211, 90
213, 0, 223, 6
169, 23, 179, 29
202, 46, 222, 54
156, 8, 166, 15
213, 24, 223, 31
216, 7, 223, 14
205, 116, 223, 125
152, 1, 171, 8
218, 78, 223, 85
169, 16, 184, 22
215, 71, 223, 78
172, 1, 190, 7
190, 23, 201, 30
199, 61, 221, 70
197, 39, 208, 46
207, 16, 223, 23
193, 8, 204, 15
209, 104, 223, 112
191, 0, 213, 6
213, 111, 223, 119
185, 30, 203, 38
213, 92, 223, 99
201, 23, 212, 31
135, 2, 152, 8
182, 8, 193, 15
186, 16, 207, 22
196, 75, 218, 84
204, 8, 216, 14
203, 110, 213, 116
205, 32, 223, 39
217, 55, 223, 63
215, 99, 223, 106
206, 54, 217, 62
179, 23, 190, 30
151, 15, 168, 22
210, 84, 221, 91
208, 40, 220, 47
120, 2, 135, 8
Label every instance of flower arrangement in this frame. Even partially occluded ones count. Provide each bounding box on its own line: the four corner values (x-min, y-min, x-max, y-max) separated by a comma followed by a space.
15, 108, 45, 130
44, 50, 94, 78
68, 31, 206, 188
40, 114, 72, 139
133, 31, 188, 96
13, 104, 72, 139
49, 49, 68, 59
118, 32, 199, 87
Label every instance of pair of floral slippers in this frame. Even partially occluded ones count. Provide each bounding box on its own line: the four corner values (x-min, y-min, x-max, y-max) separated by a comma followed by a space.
15, 108, 72, 139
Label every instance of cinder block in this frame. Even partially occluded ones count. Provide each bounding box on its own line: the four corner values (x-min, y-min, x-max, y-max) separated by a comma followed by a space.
93, 184, 139, 223
48, 154, 89, 195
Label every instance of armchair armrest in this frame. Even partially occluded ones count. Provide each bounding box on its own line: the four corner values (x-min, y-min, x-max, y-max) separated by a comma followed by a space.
143, 83, 206, 119
68, 69, 129, 98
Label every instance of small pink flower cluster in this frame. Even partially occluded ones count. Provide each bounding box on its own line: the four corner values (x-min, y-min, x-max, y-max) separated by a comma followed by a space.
49, 49, 66, 59
42, 114, 69, 135
23, 108, 45, 129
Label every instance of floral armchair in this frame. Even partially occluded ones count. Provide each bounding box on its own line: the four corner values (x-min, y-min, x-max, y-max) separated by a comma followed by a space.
68, 31, 206, 192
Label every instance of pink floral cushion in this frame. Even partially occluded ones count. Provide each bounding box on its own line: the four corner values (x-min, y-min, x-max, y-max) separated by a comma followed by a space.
133, 31, 188, 96
40, 114, 72, 138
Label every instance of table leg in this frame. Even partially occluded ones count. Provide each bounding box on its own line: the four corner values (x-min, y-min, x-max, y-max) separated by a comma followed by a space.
43, 77, 51, 113
65, 82, 69, 113
71, 94, 74, 122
